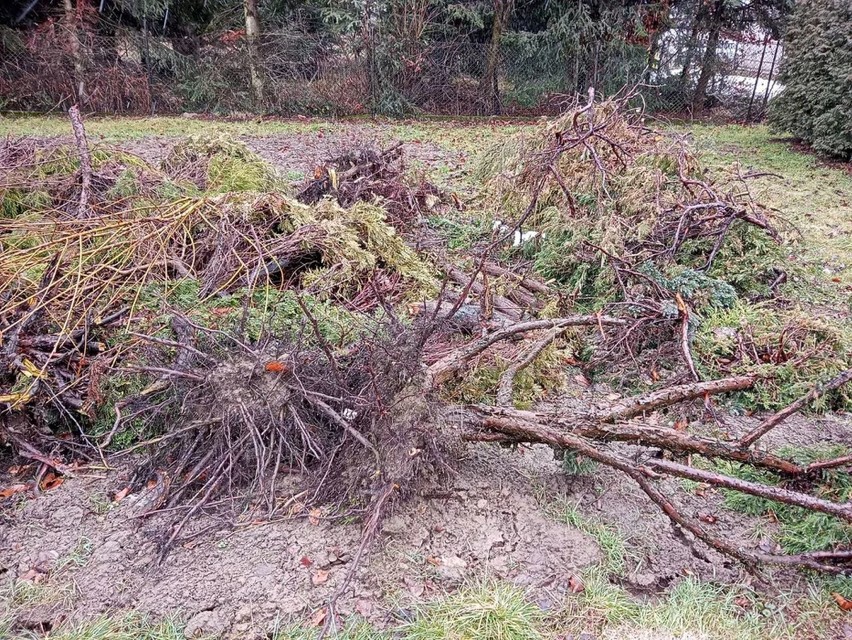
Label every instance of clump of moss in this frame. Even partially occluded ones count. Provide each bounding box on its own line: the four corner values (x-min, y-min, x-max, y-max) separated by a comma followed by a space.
441, 341, 567, 408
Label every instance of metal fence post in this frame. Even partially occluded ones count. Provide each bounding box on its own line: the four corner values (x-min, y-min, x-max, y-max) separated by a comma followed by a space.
745, 36, 769, 123
760, 40, 780, 113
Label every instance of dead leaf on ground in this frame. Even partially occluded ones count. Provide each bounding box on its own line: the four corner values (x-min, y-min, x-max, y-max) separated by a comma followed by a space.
113, 486, 131, 502
310, 607, 327, 627
833, 592, 852, 611
568, 574, 585, 593
300, 556, 313, 567
264, 360, 289, 373
0, 483, 30, 498
40, 472, 64, 491
312, 569, 330, 585
308, 508, 322, 526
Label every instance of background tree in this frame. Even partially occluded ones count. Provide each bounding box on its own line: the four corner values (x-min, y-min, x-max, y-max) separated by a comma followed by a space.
482, 0, 513, 114
244, 0, 265, 105
768, 0, 852, 159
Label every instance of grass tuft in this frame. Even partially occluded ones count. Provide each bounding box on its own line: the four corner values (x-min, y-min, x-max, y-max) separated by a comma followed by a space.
404, 581, 544, 640
561, 503, 629, 575
714, 454, 852, 554
35, 613, 185, 640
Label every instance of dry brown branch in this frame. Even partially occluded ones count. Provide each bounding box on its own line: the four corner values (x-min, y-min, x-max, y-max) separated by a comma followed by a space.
462, 411, 852, 573
496, 326, 566, 406
596, 375, 756, 422
645, 458, 852, 521
739, 368, 852, 447
468, 407, 802, 475
481, 261, 552, 296
444, 264, 523, 319
425, 315, 625, 387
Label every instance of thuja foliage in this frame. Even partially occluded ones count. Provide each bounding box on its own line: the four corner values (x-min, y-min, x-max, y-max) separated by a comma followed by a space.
768, 0, 852, 159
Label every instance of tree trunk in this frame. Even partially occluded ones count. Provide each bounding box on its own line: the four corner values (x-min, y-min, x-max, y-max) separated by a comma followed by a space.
678, 13, 702, 90
244, 0, 265, 106
692, 0, 724, 114
63, 0, 86, 105
482, 0, 512, 115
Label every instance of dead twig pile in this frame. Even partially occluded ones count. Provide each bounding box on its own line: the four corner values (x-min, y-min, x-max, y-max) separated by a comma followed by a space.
297, 142, 446, 228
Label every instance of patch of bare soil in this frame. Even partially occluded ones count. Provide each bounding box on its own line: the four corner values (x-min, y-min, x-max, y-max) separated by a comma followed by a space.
1, 437, 599, 638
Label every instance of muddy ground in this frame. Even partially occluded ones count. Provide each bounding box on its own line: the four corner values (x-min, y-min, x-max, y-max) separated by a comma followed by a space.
2, 126, 851, 638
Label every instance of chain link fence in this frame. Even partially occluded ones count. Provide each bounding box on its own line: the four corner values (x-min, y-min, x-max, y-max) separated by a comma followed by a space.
0, 24, 782, 120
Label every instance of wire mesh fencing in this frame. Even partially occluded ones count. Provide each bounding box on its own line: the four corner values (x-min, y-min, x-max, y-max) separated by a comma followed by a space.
0, 24, 783, 121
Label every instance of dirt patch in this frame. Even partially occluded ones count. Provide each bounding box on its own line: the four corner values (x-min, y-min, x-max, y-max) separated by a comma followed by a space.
1, 439, 600, 637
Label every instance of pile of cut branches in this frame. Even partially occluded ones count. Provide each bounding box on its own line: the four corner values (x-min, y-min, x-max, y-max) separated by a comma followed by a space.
297, 142, 446, 228
0, 134, 434, 434
2, 100, 852, 638
472, 89, 850, 409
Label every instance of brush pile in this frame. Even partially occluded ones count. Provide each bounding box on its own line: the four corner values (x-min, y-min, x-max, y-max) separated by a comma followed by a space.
297, 142, 446, 228
0, 135, 434, 428
476, 89, 779, 306
474, 90, 850, 407
2, 96, 852, 625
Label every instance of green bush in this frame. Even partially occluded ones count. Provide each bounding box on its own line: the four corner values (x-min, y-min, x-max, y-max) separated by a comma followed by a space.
768, 0, 852, 159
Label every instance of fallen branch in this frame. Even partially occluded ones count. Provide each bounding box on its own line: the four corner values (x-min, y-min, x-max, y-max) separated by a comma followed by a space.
496, 326, 566, 406
597, 375, 756, 422
739, 368, 852, 447
425, 315, 625, 387
464, 413, 851, 573
646, 457, 852, 522
444, 264, 523, 319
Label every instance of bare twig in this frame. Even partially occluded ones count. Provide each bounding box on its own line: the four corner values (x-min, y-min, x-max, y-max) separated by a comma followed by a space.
496, 326, 566, 406
739, 368, 852, 447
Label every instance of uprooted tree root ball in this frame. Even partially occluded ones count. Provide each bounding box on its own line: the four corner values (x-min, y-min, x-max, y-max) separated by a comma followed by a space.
119, 315, 448, 564
2, 96, 852, 633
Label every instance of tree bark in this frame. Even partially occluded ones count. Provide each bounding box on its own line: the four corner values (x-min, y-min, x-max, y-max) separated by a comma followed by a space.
68, 105, 92, 218
63, 0, 86, 105
678, 12, 702, 90
692, 0, 725, 114
244, 0, 265, 106
482, 0, 512, 115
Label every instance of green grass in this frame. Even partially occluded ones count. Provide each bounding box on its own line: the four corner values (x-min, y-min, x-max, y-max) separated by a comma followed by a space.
560, 502, 629, 575
712, 448, 852, 554
4, 574, 851, 640
687, 124, 852, 292
0, 114, 333, 140
30, 613, 185, 640
273, 620, 388, 639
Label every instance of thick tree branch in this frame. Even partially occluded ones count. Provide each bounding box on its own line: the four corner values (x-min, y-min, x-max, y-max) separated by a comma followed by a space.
596, 376, 756, 422
425, 315, 625, 387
